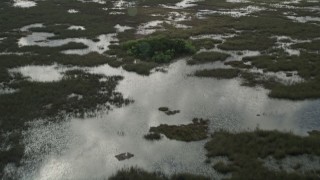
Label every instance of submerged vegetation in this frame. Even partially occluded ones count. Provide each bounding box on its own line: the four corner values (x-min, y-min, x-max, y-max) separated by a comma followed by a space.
205, 130, 320, 179
149, 118, 209, 142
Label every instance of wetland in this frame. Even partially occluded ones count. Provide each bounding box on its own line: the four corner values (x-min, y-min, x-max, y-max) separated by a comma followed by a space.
0, 0, 320, 179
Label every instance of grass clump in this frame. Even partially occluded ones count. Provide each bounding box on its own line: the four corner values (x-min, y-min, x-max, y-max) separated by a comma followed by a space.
123, 63, 157, 75
205, 130, 320, 179
158, 107, 180, 115
194, 68, 240, 79
109, 167, 165, 180
239, 53, 320, 100
122, 36, 196, 63
213, 161, 235, 174
149, 118, 209, 142
158, 107, 169, 111
144, 133, 162, 141
188, 52, 230, 65
192, 38, 222, 50
109, 167, 209, 180
218, 34, 275, 51
268, 80, 320, 100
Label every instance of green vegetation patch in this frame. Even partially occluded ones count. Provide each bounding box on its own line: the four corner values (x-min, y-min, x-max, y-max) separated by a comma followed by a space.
194, 68, 240, 79
144, 132, 162, 141
236, 53, 320, 100
188, 52, 230, 65
218, 34, 275, 51
213, 161, 235, 174
123, 63, 158, 75
149, 118, 209, 142
268, 80, 320, 100
205, 130, 320, 179
224, 61, 252, 69
1, 70, 131, 130
192, 38, 222, 50
109, 167, 209, 180
122, 36, 196, 63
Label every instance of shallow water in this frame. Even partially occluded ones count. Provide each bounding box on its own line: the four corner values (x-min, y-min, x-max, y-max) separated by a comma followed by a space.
18, 31, 118, 55
136, 20, 165, 35
9, 64, 71, 82
0, 84, 16, 95
67, 9, 79, 14
273, 36, 312, 56
114, 24, 132, 32
287, 15, 320, 23
249, 68, 304, 85
67, 26, 86, 31
11, 59, 320, 179
161, 0, 202, 9
196, 6, 266, 19
13, 0, 37, 8
78, 0, 107, 4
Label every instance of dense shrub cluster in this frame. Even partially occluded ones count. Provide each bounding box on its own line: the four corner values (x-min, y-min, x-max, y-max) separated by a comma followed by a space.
122, 36, 196, 63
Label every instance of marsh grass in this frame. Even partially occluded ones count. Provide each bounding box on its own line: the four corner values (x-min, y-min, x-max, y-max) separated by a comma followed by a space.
291, 40, 320, 51
149, 118, 209, 142
109, 167, 209, 180
194, 68, 240, 79
213, 161, 235, 174
144, 133, 162, 141
123, 63, 158, 75
218, 33, 275, 51
236, 53, 320, 100
205, 130, 320, 179
188, 52, 230, 65
191, 39, 222, 50
0, 70, 131, 174
1, 0, 320, 176
268, 81, 320, 100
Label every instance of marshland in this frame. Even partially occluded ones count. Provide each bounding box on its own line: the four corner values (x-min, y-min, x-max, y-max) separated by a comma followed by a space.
0, 0, 320, 179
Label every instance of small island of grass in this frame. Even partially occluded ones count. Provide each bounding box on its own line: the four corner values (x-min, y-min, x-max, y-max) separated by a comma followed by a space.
188, 51, 230, 65
149, 118, 209, 142
194, 68, 240, 79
